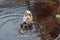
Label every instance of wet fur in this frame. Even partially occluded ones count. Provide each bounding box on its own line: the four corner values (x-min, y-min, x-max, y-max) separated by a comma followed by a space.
20, 10, 33, 34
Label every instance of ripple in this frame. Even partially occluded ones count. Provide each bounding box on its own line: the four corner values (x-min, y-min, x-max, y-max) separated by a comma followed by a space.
0, 18, 18, 27
0, 15, 21, 19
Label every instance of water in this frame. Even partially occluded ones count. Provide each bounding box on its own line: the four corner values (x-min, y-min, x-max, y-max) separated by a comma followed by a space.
0, 5, 60, 40
0, 7, 41, 40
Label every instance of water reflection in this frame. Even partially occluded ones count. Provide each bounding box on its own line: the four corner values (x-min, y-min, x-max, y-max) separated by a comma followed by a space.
30, 1, 60, 40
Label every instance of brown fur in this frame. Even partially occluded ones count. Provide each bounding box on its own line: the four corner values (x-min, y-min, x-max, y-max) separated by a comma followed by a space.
31, 2, 59, 40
